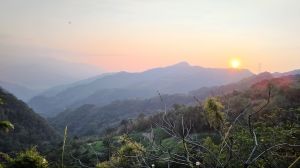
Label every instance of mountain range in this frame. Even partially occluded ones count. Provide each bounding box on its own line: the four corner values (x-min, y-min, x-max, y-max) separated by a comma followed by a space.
0, 61, 299, 143
28, 62, 253, 117
48, 68, 300, 137
49, 71, 278, 137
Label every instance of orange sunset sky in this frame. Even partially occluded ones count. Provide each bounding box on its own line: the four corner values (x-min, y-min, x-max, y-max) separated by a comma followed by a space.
1, 0, 300, 73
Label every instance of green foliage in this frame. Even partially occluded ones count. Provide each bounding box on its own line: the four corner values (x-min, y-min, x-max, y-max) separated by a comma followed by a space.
51, 94, 195, 137
96, 161, 111, 168
161, 137, 178, 148
2, 75, 300, 167
153, 128, 169, 140
7, 148, 48, 168
0, 88, 59, 153
97, 135, 145, 168
117, 135, 145, 167
0, 152, 13, 164
0, 121, 14, 133
93, 77, 300, 167
204, 97, 225, 130
92, 141, 105, 151
202, 137, 224, 167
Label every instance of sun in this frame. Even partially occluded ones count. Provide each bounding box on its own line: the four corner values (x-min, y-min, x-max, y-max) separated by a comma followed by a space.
230, 59, 241, 69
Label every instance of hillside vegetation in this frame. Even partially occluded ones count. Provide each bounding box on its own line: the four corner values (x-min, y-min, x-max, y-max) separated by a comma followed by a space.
0, 74, 299, 168
0, 88, 59, 153
50, 72, 274, 137
49, 75, 300, 168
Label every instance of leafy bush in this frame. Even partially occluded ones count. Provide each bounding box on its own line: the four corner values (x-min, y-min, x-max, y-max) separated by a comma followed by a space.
96, 161, 112, 168
204, 97, 225, 130
7, 147, 48, 168
97, 135, 145, 168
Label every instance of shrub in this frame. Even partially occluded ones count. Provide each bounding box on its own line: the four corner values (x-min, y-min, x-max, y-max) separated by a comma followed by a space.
8, 147, 48, 168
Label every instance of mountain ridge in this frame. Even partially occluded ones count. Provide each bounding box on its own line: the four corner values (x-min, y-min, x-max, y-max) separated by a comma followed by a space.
29, 62, 253, 117
0, 80, 40, 101
50, 72, 290, 137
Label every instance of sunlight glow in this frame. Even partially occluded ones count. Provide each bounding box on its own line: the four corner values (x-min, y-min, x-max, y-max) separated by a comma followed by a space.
230, 59, 241, 69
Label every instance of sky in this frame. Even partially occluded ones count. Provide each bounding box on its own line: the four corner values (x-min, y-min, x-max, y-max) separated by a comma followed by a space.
1, 0, 300, 74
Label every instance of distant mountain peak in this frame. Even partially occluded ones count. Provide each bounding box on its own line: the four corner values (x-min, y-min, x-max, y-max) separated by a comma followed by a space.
257, 71, 272, 76
172, 61, 190, 67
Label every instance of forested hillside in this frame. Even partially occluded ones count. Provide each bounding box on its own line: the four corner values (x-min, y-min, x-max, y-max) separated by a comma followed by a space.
0, 75, 299, 167
50, 72, 275, 137
50, 94, 195, 136
1, 74, 299, 168
0, 87, 59, 153
55, 75, 300, 168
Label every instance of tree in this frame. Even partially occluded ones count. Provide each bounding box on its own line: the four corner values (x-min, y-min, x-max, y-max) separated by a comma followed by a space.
203, 97, 225, 130
141, 85, 300, 167
7, 147, 48, 168
97, 135, 146, 168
